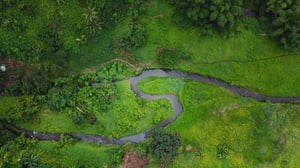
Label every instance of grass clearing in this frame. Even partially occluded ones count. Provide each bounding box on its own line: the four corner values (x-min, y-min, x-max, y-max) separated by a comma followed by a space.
137, 77, 185, 95
34, 141, 118, 167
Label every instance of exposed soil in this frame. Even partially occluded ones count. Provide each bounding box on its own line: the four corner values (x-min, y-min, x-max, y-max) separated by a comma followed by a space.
120, 151, 149, 168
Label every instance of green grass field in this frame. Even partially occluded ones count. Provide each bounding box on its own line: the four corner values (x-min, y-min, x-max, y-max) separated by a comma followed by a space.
137, 77, 300, 167
35, 141, 116, 167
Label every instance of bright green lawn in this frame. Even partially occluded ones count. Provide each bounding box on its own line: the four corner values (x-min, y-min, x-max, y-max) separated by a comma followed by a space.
32, 141, 117, 167
20, 80, 173, 138
138, 77, 300, 167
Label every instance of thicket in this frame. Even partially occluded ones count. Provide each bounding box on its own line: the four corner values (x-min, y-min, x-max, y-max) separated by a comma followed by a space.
114, 0, 147, 58
46, 62, 135, 125
48, 79, 117, 125
0, 136, 36, 167
0, 122, 17, 147
5, 65, 55, 96
172, 0, 300, 50
263, 0, 300, 49
0, 0, 129, 63
171, 0, 243, 34
0, 96, 40, 123
148, 129, 182, 167
158, 48, 191, 68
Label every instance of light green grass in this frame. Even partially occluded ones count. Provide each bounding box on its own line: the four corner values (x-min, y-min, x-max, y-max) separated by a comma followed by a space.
137, 77, 300, 167
137, 77, 185, 94
34, 141, 118, 167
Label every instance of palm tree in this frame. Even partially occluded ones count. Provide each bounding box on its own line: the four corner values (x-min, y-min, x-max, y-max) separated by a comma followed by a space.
82, 7, 102, 33
21, 153, 39, 168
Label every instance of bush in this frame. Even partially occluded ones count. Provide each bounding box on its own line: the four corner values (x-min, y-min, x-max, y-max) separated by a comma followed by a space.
72, 115, 85, 125
47, 88, 68, 111
1, 96, 40, 122
216, 143, 230, 159
153, 111, 162, 124
115, 22, 147, 53
110, 147, 126, 166
76, 82, 116, 114
148, 129, 181, 167
158, 48, 191, 68
21, 152, 39, 168
5, 65, 53, 96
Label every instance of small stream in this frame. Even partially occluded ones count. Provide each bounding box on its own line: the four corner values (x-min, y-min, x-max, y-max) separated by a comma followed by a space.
19, 69, 300, 145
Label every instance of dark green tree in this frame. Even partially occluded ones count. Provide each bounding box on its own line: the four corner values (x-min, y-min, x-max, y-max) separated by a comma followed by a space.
148, 129, 182, 167
47, 86, 76, 111
267, 0, 300, 49
173, 0, 243, 33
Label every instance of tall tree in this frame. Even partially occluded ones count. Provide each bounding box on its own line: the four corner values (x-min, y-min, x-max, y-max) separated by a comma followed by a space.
267, 0, 300, 49
173, 0, 243, 33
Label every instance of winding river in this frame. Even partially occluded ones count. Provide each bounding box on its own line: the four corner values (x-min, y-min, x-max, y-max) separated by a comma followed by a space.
18, 69, 300, 145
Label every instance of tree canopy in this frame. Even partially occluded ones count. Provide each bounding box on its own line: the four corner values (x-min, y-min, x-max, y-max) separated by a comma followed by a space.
267, 0, 300, 49
173, 0, 243, 33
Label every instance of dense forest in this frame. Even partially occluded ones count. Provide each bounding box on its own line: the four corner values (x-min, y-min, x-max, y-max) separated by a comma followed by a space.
1, 0, 300, 167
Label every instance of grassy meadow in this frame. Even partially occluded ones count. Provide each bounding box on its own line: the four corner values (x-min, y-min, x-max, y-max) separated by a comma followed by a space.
138, 77, 300, 167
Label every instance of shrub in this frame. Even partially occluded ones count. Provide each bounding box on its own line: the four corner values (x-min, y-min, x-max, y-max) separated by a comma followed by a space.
72, 115, 85, 125
76, 82, 116, 114
1, 96, 40, 122
110, 147, 125, 166
5, 65, 53, 96
21, 153, 39, 168
115, 22, 147, 53
153, 111, 162, 124
148, 129, 182, 167
158, 47, 191, 68
47, 88, 68, 111
216, 143, 230, 159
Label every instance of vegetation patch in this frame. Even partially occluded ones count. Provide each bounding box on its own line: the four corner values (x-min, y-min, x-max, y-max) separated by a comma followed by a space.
137, 77, 300, 167
1, 0, 300, 167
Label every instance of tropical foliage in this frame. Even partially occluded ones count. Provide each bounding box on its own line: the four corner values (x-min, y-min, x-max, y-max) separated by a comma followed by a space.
172, 0, 243, 33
